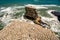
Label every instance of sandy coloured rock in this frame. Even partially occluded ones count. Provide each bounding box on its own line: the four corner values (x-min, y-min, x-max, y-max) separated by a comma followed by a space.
0, 20, 59, 40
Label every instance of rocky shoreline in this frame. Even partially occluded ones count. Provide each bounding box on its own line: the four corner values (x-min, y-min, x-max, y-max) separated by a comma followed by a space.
0, 5, 60, 40
0, 19, 59, 40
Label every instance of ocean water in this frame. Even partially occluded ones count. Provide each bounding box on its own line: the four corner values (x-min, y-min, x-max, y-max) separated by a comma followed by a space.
0, 0, 60, 6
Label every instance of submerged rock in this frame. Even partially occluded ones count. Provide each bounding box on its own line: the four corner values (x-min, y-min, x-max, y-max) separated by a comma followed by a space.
0, 20, 59, 40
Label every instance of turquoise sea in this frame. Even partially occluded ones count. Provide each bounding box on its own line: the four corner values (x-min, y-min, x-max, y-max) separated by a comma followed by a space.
0, 0, 60, 6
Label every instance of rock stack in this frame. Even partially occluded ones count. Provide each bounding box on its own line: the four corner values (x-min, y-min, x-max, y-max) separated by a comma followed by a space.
24, 6, 38, 20
0, 20, 59, 40
24, 6, 50, 28
24, 6, 43, 25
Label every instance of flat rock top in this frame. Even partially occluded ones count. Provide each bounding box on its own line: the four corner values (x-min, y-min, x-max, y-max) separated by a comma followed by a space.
0, 20, 59, 40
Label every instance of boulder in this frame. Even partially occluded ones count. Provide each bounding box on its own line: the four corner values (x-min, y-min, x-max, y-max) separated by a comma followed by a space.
51, 11, 60, 16
0, 20, 59, 40
24, 6, 50, 28
24, 6, 38, 20
51, 11, 60, 21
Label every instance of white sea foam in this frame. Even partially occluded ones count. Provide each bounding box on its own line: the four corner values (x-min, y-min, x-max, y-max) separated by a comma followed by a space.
26, 4, 59, 7
41, 10, 58, 22
0, 7, 6, 10
41, 10, 60, 33
0, 6, 25, 25
39, 5, 57, 6
1, 7, 14, 14
41, 16, 60, 32
13, 6, 24, 9
51, 26, 60, 32
46, 10, 58, 19
1, 13, 12, 24
25, 4, 48, 9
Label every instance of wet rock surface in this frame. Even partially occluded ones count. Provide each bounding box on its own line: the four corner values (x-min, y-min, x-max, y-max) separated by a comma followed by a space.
0, 20, 59, 40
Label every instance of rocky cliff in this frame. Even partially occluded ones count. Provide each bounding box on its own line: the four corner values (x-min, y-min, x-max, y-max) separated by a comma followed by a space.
0, 20, 59, 40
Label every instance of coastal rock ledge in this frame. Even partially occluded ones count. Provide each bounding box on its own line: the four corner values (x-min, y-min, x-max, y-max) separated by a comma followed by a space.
0, 20, 59, 40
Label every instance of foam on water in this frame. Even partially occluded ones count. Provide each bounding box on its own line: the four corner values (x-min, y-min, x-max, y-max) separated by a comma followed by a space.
46, 10, 57, 18
13, 6, 24, 9
26, 4, 59, 7
0, 7, 6, 10
25, 4, 48, 9
0, 6, 24, 25
29, 4, 57, 6
1, 7, 14, 14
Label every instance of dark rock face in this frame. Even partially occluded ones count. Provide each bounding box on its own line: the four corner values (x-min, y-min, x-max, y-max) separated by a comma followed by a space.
51, 11, 60, 16
24, 6, 50, 28
58, 16, 60, 21
24, 6, 42, 26
24, 6, 38, 20
51, 11, 60, 21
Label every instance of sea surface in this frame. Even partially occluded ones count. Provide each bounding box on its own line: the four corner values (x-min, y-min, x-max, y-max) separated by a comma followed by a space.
0, 0, 60, 6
